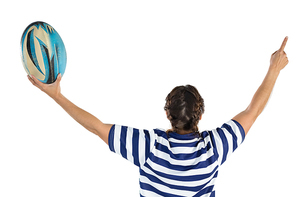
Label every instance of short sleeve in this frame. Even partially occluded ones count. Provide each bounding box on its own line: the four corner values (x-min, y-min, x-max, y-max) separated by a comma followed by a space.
108, 125, 156, 167
208, 120, 245, 166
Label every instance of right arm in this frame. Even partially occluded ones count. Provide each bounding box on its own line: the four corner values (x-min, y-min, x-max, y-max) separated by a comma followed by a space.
53, 92, 113, 144
233, 37, 289, 135
28, 74, 112, 145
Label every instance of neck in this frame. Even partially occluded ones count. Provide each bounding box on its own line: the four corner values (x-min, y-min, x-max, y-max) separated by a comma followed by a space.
177, 130, 193, 135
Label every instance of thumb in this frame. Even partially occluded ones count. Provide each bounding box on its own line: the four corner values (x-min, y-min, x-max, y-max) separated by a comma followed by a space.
54, 73, 62, 84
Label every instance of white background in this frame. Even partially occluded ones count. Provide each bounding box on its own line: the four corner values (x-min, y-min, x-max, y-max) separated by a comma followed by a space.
1, 0, 295, 196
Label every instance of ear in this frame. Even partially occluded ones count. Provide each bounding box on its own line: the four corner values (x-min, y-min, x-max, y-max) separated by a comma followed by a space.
199, 114, 203, 120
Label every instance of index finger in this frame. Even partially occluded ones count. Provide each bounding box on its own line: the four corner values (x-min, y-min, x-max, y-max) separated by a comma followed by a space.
279, 36, 288, 52
30, 75, 45, 88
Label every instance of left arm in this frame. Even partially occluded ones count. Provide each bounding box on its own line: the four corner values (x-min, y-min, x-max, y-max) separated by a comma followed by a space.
28, 74, 112, 145
233, 37, 289, 135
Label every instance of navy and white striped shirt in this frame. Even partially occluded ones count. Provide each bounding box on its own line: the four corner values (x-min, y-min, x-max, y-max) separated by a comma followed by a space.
109, 120, 245, 197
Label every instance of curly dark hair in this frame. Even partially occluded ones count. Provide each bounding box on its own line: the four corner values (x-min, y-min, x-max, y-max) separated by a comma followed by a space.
164, 85, 205, 134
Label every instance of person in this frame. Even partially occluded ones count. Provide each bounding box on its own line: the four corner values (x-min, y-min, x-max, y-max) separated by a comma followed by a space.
28, 37, 289, 197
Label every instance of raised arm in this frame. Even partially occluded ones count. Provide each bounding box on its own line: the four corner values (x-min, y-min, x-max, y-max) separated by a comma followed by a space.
233, 37, 289, 135
28, 74, 112, 145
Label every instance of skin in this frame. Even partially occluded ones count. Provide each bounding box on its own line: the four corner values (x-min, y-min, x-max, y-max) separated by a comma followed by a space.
28, 37, 289, 144
232, 36, 289, 135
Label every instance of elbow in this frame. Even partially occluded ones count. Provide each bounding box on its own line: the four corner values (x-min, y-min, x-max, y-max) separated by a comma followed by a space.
247, 104, 263, 118
244, 106, 260, 124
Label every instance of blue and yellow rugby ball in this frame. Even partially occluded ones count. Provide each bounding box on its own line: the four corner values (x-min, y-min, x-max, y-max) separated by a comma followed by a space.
21, 21, 67, 84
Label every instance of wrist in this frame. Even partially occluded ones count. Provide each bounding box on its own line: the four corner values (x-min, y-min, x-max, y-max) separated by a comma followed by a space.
268, 65, 281, 76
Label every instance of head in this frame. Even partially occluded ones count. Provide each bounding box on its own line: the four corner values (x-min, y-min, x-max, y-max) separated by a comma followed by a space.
164, 85, 205, 135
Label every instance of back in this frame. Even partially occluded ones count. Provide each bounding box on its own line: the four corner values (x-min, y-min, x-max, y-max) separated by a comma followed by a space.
108, 120, 245, 197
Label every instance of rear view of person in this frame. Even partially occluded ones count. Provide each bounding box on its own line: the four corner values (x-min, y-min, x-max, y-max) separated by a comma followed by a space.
28, 37, 289, 196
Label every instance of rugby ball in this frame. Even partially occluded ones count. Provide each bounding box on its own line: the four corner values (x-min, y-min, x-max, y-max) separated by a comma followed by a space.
21, 21, 67, 84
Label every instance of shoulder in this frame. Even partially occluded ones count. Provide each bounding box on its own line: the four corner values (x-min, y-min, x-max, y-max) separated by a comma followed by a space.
109, 124, 167, 142
152, 128, 167, 137
199, 119, 246, 144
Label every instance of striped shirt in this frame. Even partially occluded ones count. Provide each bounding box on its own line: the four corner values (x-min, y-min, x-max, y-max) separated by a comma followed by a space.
108, 120, 245, 197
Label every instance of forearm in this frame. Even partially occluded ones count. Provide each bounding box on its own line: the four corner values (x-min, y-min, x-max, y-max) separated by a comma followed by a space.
28, 74, 111, 144
247, 68, 280, 117
54, 93, 111, 144
233, 68, 280, 134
